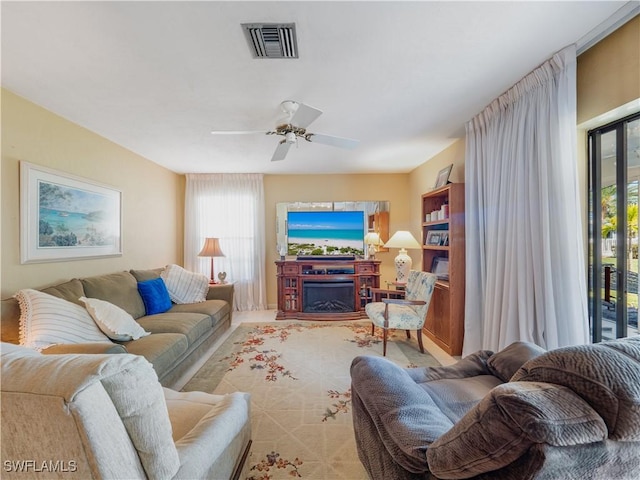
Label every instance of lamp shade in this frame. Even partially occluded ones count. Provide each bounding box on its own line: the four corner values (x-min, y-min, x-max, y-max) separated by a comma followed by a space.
198, 238, 225, 257
364, 232, 382, 246
384, 231, 420, 250
384, 231, 420, 284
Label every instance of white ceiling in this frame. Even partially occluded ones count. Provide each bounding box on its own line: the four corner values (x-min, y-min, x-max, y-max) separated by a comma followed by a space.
1, 1, 633, 175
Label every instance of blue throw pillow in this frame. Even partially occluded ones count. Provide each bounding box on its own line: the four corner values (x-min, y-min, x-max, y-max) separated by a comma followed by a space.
137, 278, 172, 315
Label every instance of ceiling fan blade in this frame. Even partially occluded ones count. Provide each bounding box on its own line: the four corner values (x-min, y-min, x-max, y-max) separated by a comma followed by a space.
306, 133, 359, 149
271, 141, 292, 162
211, 130, 268, 135
290, 102, 323, 128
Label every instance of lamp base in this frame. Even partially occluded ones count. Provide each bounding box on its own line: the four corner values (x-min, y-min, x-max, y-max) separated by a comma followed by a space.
394, 248, 412, 284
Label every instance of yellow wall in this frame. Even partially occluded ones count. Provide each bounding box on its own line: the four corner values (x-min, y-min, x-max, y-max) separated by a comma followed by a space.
577, 15, 639, 124
1, 89, 184, 298
575, 15, 640, 253
263, 174, 411, 307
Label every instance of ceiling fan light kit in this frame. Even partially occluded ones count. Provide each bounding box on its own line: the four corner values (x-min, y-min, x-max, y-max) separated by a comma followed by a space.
211, 99, 359, 162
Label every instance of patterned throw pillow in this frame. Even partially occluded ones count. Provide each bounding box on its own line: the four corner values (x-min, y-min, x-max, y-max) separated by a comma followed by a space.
79, 297, 150, 341
14, 289, 110, 350
160, 264, 209, 304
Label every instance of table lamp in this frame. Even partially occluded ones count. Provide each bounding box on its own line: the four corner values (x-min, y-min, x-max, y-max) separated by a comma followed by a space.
364, 231, 382, 260
384, 231, 421, 284
198, 237, 225, 283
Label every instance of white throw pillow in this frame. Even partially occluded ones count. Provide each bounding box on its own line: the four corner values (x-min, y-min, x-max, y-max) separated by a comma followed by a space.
160, 264, 209, 304
15, 289, 110, 351
79, 296, 150, 342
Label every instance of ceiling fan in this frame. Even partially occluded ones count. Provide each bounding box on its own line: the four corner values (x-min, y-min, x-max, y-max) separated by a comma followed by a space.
211, 100, 359, 162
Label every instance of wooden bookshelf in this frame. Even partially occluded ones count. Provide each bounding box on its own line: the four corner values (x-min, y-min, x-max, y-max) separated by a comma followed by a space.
421, 183, 465, 355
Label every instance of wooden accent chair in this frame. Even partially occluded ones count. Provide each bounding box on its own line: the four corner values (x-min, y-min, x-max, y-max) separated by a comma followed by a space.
365, 270, 437, 356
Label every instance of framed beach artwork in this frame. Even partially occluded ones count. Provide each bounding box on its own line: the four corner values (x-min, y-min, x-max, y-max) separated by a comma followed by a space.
20, 162, 122, 263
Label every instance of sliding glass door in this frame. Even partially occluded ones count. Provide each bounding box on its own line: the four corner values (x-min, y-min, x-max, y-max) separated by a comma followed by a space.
588, 113, 639, 342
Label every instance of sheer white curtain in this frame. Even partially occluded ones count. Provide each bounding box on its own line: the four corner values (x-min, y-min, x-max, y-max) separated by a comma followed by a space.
464, 45, 589, 355
184, 173, 267, 311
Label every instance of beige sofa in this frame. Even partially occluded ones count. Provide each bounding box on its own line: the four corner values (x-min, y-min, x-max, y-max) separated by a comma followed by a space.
1, 342, 251, 479
1, 268, 234, 388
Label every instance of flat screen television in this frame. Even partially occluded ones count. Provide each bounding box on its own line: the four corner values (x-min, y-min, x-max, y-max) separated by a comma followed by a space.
287, 211, 365, 256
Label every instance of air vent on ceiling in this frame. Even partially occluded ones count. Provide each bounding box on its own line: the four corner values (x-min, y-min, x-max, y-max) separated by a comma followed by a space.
242, 23, 298, 59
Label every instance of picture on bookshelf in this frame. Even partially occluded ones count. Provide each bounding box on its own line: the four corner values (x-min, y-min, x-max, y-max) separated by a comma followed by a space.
426, 231, 442, 245
426, 230, 449, 246
434, 164, 453, 188
431, 256, 449, 280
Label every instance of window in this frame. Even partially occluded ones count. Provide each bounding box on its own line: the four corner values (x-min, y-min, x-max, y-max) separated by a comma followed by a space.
588, 113, 640, 341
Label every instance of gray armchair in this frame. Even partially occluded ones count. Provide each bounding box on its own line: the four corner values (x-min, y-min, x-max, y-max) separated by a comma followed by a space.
350, 336, 640, 479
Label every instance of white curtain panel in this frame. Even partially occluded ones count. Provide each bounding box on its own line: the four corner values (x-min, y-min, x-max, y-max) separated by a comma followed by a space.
464, 44, 589, 355
184, 173, 267, 311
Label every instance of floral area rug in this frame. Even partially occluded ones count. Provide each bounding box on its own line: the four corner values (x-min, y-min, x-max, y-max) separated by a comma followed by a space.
182, 320, 440, 480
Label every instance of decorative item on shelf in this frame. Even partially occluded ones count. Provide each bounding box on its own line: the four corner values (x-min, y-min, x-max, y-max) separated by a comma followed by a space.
277, 242, 287, 260
364, 231, 382, 260
431, 256, 449, 280
384, 230, 421, 284
434, 163, 453, 189
441, 200, 449, 219
198, 237, 226, 284
217, 272, 227, 284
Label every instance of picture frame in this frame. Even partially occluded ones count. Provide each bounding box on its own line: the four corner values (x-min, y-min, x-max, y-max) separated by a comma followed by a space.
425, 230, 442, 246
434, 163, 453, 189
20, 161, 122, 263
431, 256, 449, 280
440, 230, 449, 246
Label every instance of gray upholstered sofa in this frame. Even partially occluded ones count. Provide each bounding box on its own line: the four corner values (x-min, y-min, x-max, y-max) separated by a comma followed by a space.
1, 342, 251, 479
350, 337, 640, 479
1, 268, 234, 388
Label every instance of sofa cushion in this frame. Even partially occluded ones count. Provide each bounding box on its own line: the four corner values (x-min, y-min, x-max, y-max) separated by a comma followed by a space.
122, 333, 189, 379
15, 289, 110, 350
512, 336, 640, 441
79, 297, 150, 341
169, 299, 230, 325
130, 268, 163, 282
136, 313, 212, 346
137, 278, 172, 315
161, 264, 209, 304
487, 341, 546, 382
81, 271, 146, 319
42, 342, 128, 354
426, 382, 607, 479
41, 278, 86, 306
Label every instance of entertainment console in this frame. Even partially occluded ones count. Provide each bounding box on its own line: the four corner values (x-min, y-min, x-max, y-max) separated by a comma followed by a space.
275, 258, 381, 321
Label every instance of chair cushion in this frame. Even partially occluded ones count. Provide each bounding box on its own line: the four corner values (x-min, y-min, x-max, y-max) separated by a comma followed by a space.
365, 302, 423, 329
487, 341, 546, 382
426, 382, 607, 479
512, 336, 640, 441
351, 355, 453, 473
15, 289, 110, 350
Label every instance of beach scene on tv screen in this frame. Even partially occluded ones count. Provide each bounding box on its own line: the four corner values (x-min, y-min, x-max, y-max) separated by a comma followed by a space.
287, 211, 365, 256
